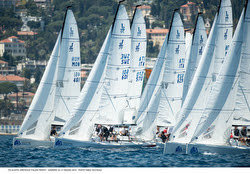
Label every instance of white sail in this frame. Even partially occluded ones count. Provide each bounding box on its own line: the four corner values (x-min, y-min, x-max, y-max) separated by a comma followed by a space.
157, 11, 185, 127
213, 0, 233, 80
59, 27, 112, 140
53, 8, 81, 125
185, 32, 192, 53
134, 34, 167, 140
191, 7, 245, 145
170, 13, 218, 143
18, 31, 61, 140
96, 4, 131, 125
125, 7, 147, 124
135, 11, 185, 140
169, 0, 233, 144
182, 14, 207, 103
233, 4, 250, 126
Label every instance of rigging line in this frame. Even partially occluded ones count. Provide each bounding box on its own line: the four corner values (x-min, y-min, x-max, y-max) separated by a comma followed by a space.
162, 88, 174, 116
103, 86, 116, 112
239, 85, 250, 112
226, 108, 236, 123
58, 89, 71, 114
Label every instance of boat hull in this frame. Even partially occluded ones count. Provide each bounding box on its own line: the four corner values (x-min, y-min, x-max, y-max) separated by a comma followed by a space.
13, 137, 54, 149
164, 142, 187, 154
164, 142, 250, 154
186, 143, 250, 154
53, 138, 156, 149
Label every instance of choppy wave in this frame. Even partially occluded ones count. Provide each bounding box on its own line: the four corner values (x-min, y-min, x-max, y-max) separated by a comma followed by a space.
1, 135, 250, 167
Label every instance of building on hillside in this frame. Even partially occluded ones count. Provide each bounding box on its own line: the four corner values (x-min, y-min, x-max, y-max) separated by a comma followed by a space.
17, 31, 38, 40
16, 59, 47, 74
20, 15, 43, 32
81, 64, 93, 87
0, 60, 16, 75
0, 75, 28, 91
146, 28, 169, 47
204, 18, 211, 34
180, 1, 200, 29
135, 0, 153, 4
0, 36, 26, 58
132, 5, 151, 17
8, 91, 34, 109
0, 0, 18, 9
130, 5, 155, 28
34, 0, 51, 8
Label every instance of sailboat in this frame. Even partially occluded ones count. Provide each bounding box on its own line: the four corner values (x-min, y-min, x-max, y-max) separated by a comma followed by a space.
184, 0, 250, 154
54, 3, 150, 148
164, 0, 248, 155
13, 7, 81, 148
134, 9, 185, 144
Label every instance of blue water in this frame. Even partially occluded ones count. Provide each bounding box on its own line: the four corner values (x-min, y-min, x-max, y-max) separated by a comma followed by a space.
1, 135, 250, 167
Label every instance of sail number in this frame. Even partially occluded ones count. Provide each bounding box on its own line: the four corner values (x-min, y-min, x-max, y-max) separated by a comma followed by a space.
177, 73, 184, 83
122, 69, 129, 80
72, 57, 80, 67
178, 58, 185, 68
73, 72, 80, 82
138, 56, 145, 67
136, 71, 144, 82
121, 54, 130, 65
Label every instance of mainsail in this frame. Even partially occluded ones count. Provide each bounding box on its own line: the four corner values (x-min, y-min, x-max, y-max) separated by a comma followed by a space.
233, 1, 250, 126
157, 10, 185, 127
53, 8, 81, 125
96, 4, 131, 125
59, 27, 112, 140
125, 6, 147, 124
182, 14, 207, 104
135, 10, 185, 140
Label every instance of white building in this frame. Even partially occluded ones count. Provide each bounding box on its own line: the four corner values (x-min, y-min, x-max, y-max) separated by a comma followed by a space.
0, 36, 26, 58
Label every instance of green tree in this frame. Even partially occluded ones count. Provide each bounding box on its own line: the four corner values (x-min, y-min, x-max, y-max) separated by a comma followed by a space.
0, 82, 18, 117
22, 68, 31, 80
1, 52, 16, 66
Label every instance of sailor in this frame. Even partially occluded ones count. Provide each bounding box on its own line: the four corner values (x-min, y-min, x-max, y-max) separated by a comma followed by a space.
96, 124, 103, 141
102, 126, 109, 141
233, 126, 240, 137
159, 131, 167, 143
50, 126, 58, 137
239, 126, 248, 146
109, 126, 117, 141
120, 126, 128, 136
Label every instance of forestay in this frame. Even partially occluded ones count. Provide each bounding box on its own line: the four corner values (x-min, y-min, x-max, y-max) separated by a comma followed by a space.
53, 9, 81, 125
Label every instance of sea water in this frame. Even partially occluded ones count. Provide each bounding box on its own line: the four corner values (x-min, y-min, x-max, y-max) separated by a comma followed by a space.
1, 135, 250, 167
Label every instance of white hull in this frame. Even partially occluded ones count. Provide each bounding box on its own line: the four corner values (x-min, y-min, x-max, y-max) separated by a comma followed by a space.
13, 137, 54, 149
164, 142, 250, 154
164, 142, 187, 154
53, 138, 156, 149
187, 143, 250, 154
